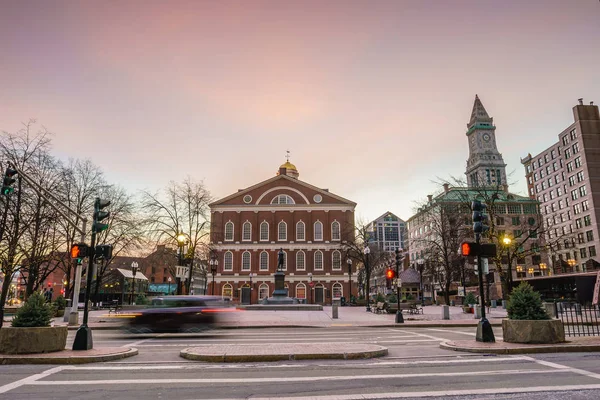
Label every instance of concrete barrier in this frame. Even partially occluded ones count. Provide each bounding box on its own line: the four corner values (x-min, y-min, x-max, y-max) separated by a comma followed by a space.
474, 306, 482, 319
442, 305, 450, 320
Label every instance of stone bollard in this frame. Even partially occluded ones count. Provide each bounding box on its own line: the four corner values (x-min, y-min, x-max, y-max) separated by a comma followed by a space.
332, 300, 339, 319
442, 305, 450, 320
502, 300, 507, 309
474, 306, 482, 319
543, 302, 557, 318
491, 300, 497, 308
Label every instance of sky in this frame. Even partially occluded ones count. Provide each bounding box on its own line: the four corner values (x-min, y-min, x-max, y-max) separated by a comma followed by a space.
1, 0, 599, 223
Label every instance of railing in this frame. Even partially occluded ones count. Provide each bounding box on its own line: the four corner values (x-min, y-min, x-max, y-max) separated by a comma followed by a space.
556, 302, 600, 336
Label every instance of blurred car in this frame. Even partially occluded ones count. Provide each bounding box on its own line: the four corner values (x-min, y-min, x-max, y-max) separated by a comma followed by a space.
125, 295, 233, 333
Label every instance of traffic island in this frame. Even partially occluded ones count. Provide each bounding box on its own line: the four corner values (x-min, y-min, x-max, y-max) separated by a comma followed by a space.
181, 343, 388, 362
440, 337, 600, 354
0, 347, 138, 365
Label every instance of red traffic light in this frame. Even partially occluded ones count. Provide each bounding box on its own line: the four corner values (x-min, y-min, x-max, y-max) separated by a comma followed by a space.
386, 269, 396, 279
70, 243, 88, 259
461, 242, 478, 257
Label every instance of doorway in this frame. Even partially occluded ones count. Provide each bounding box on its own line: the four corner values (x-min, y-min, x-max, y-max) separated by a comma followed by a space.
315, 286, 324, 304
241, 287, 251, 305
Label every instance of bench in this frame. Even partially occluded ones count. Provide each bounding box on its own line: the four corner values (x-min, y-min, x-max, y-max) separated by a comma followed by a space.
374, 302, 388, 314
107, 300, 121, 315
387, 302, 424, 315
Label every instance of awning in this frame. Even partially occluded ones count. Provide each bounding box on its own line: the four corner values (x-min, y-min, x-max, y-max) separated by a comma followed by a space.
116, 268, 149, 281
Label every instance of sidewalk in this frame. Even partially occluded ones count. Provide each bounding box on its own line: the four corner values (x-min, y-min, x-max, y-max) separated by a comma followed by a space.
441, 336, 600, 354
51, 304, 508, 330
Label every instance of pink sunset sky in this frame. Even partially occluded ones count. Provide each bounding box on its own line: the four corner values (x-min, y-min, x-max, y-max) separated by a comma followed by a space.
1, 0, 599, 223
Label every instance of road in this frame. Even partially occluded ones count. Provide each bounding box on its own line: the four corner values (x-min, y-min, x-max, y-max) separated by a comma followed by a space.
1, 326, 600, 399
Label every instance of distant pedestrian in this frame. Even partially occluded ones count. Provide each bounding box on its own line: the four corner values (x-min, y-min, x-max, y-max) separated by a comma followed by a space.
43, 288, 49, 303
48, 287, 54, 302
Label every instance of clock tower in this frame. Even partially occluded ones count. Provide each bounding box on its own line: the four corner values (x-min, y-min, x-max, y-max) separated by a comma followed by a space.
465, 95, 507, 188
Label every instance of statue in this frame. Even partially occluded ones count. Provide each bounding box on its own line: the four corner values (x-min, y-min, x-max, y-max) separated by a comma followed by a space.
277, 248, 284, 272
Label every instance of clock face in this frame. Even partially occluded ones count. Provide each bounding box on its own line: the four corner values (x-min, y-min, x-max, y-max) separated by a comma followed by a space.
482, 133, 491, 142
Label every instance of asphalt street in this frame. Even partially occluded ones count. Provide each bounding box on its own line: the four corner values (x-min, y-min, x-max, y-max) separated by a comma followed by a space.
1, 326, 600, 400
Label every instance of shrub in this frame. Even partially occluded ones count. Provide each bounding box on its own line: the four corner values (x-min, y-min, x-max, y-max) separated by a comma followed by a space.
376, 293, 386, 303
386, 294, 398, 304
507, 282, 549, 320
54, 295, 66, 310
464, 292, 477, 306
135, 294, 149, 305
11, 292, 53, 327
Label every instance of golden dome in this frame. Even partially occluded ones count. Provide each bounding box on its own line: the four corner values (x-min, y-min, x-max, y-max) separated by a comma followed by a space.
280, 161, 297, 171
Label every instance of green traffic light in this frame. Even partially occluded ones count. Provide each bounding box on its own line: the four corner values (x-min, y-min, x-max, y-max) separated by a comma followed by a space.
1, 186, 13, 195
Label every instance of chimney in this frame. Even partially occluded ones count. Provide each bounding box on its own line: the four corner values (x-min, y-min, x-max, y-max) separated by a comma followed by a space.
578, 98, 584, 105
427, 194, 433, 203
279, 167, 287, 176
443, 183, 449, 193
591, 101, 594, 106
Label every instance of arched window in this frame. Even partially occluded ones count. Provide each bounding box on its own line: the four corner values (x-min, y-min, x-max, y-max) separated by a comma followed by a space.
296, 221, 305, 241
222, 283, 233, 300
260, 221, 269, 241
296, 251, 305, 271
314, 250, 323, 270
296, 283, 307, 299
332, 283, 343, 299
241, 251, 251, 271
314, 221, 323, 241
278, 221, 287, 241
332, 250, 341, 270
242, 221, 251, 241
271, 194, 295, 204
224, 251, 233, 271
331, 221, 341, 241
259, 283, 269, 300
260, 251, 269, 270
225, 221, 234, 241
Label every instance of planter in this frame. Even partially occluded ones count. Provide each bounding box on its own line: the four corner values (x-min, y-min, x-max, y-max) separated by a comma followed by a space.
502, 319, 565, 344
463, 306, 473, 314
56, 309, 65, 318
0, 326, 68, 354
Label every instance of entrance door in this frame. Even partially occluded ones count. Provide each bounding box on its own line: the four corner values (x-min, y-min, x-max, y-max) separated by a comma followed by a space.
315, 287, 324, 304
241, 287, 251, 305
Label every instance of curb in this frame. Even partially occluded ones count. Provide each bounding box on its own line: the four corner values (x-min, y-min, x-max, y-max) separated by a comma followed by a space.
0, 347, 138, 365
180, 345, 388, 363
440, 342, 600, 355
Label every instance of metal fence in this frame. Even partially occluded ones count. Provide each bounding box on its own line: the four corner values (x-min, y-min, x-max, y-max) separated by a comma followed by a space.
556, 302, 600, 336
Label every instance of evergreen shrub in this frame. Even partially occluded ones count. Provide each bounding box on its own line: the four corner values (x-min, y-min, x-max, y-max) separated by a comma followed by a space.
11, 292, 53, 327
464, 292, 477, 306
507, 282, 549, 320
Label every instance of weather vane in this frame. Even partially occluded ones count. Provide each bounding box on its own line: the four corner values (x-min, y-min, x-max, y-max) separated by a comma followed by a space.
286, 150, 290, 162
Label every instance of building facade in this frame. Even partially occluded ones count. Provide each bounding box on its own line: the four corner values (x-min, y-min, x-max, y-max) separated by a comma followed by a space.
520, 99, 600, 301
209, 162, 356, 305
367, 212, 406, 252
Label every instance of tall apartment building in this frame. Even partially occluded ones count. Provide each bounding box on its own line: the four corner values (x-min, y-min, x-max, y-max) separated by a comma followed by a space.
367, 212, 406, 253
521, 99, 600, 276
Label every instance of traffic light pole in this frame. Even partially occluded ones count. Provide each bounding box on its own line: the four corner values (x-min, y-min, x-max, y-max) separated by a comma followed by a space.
475, 234, 495, 342
395, 249, 404, 324
6, 163, 87, 325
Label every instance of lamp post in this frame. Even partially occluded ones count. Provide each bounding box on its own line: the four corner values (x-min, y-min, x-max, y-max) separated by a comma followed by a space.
395, 248, 404, 323
130, 261, 138, 305
176, 233, 187, 295
528, 267, 535, 277
417, 259, 425, 306
502, 236, 513, 293
346, 258, 352, 305
210, 255, 218, 295
167, 276, 172, 295
248, 272, 253, 305
516, 265, 523, 278
308, 272, 312, 304
567, 258, 576, 272
364, 246, 371, 312
540, 263, 547, 276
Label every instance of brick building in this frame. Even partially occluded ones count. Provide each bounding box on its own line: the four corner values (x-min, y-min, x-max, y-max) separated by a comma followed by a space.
209, 161, 356, 304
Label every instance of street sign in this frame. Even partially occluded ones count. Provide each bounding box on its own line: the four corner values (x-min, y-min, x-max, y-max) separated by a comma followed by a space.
592, 270, 600, 305
175, 266, 189, 279
458, 286, 466, 297
309, 281, 315, 287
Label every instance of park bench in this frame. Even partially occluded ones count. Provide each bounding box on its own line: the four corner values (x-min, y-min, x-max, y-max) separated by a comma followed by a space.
107, 300, 121, 315
374, 302, 388, 314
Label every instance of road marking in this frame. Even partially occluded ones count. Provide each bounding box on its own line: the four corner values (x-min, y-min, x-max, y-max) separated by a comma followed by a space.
205, 384, 600, 400
391, 329, 447, 342
133, 339, 438, 347
523, 355, 600, 380
29, 368, 571, 385
425, 328, 475, 336
0, 366, 65, 394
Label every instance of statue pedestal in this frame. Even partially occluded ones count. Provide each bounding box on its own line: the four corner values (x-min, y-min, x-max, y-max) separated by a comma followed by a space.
263, 270, 294, 305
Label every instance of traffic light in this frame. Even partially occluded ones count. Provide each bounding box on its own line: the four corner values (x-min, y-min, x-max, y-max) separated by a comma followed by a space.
1, 167, 17, 196
386, 268, 396, 288
93, 198, 111, 232
395, 248, 403, 267
95, 244, 113, 260
70, 243, 89, 260
472, 200, 489, 235
460, 242, 478, 257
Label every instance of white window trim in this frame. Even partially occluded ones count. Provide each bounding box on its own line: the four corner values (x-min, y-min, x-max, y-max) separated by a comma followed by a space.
296, 250, 306, 271
242, 221, 252, 242
314, 221, 323, 242
260, 221, 269, 242
258, 283, 269, 300
259, 251, 269, 271
314, 250, 324, 271
331, 220, 341, 241
225, 221, 234, 242
332, 250, 342, 271
241, 251, 251, 271
278, 221, 287, 241
224, 251, 233, 271
296, 283, 307, 299
296, 220, 306, 241
332, 282, 343, 299
222, 283, 233, 300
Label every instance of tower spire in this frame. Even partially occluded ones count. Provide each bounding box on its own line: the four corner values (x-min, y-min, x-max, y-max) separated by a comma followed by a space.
468, 94, 493, 127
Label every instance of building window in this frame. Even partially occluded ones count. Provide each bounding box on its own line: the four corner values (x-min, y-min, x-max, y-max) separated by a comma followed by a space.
565, 148, 572, 159
574, 204, 582, 215
271, 194, 295, 204
242, 221, 251, 241
332, 250, 341, 270
590, 246, 597, 257
260, 221, 269, 241
242, 251, 251, 271
572, 142, 580, 154
579, 186, 587, 197
587, 230, 594, 242
584, 215, 592, 226
507, 204, 521, 214
296, 283, 306, 299
578, 233, 585, 243
225, 221, 234, 241
575, 156, 582, 168
571, 189, 579, 201
496, 217, 505, 225
562, 136, 568, 146
569, 176, 576, 186
577, 171, 585, 182
278, 221, 287, 241
296, 221, 305, 241
260, 251, 269, 271
259, 283, 269, 300
224, 251, 233, 271
580, 248, 588, 259
332, 283, 343, 299
296, 251, 305, 271
314, 251, 324, 270
570, 128, 577, 140
582, 200, 589, 211
511, 217, 520, 225
567, 162, 574, 173
280, 251, 287, 270
331, 221, 341, 241
314, 221, 323, 241
576, 218, 583, 229
222, 284, 233, 300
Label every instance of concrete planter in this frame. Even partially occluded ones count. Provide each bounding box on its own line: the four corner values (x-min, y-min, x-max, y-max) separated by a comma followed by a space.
502, 319, 565, 344
463, 306, 473, 314
0, 326, 68, 354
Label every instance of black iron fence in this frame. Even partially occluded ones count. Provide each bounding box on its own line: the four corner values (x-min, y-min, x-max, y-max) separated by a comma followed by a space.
555, 302, 600, 336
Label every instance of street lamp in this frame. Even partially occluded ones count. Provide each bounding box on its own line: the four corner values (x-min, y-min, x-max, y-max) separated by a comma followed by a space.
528, 267, 535, 276
130, 261, 138, 305
176, 233, 187, 295
516, 265, 523, 277
502, 236, 514, 293
417, 259, 425, 306
308, 272, 313, 304
363, 246, 371, 312
248, 272, 253, 305
210, 255, 218, 295
539, 263, 547, 276
167, 276, 172, 295
567, 258, 576, 272
346, 258, 352, 305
